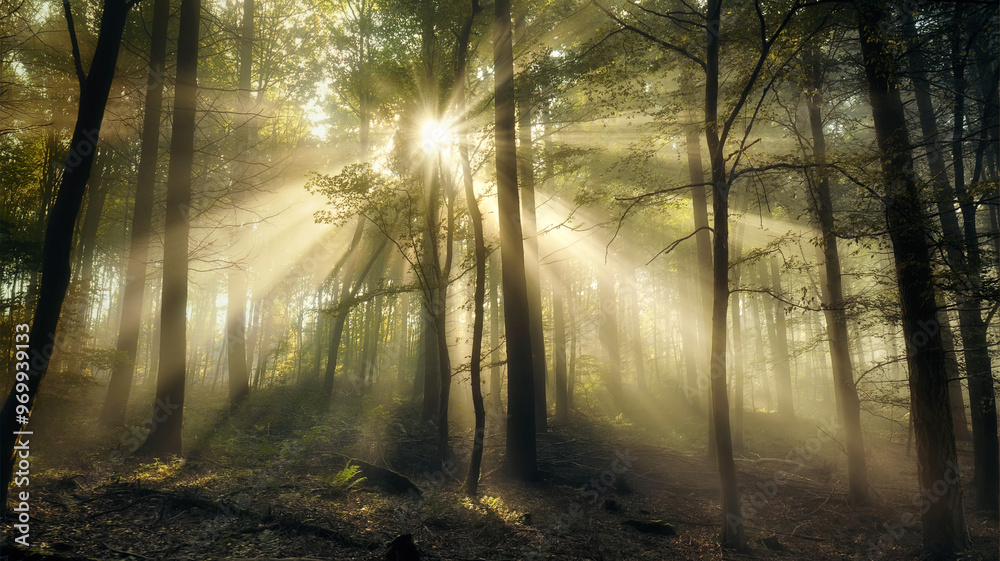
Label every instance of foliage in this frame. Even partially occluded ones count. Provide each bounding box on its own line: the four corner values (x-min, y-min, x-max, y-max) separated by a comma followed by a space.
317, 461, 366, 493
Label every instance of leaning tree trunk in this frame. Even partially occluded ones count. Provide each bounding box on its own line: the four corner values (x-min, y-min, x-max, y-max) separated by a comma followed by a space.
804, 50, 869, 505
495, 0, 537, 481
858, 4, 968, 554
1, 0, 134, 507
135, 0, 200, 458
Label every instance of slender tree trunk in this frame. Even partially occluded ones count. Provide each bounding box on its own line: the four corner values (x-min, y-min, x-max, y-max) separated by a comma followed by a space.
948, 11, 998, 512
730, 292, 743, 450
762, 209, 793, 418
136, 0, 200, 457
899, 7, 980, 455
679, 264, 700, 404
704, 0, 744, 549
804, 53, 869, 505
435, 169, 455, 461
858, 4, 968, 552
630, 267, 645, 390
553, 268, 568, 422
101, 0, 166, 424
938, 311, 970, 441
489, 251, 502, 412
495, 0, 536, 480
69, 155, 111, 373
226, 0, 255, 407
518, 99, 548, 432
458, 1, 485, 485
755, 263, 774, 412
683, 69, 712, 411
323, 218, 365, 397
397, 288, 410, 388
598, 269, 624, 412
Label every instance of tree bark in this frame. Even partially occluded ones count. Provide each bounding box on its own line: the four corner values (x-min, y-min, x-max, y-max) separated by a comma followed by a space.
517, 99, 548, 433
489, 250, 502, 412
459, 58, 486, 491
858, 4, 968, 553
704, 0, 744, 549
630, 267, 645, 390
899, 7, 978, 452
947, 9, 998, 512
553, 268, 569, 422
804, 50, 869, 505
597, 268, 624, 412
136, 0, 200, 457
495, 0, 537, 480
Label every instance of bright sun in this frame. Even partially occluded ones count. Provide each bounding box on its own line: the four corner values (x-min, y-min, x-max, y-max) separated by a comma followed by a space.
420, 120, 450, 153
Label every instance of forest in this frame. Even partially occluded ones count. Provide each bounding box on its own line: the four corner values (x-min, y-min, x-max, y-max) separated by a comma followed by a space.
0, 0, 998, 558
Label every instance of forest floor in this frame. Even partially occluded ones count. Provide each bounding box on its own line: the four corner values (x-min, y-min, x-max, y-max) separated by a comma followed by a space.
1, 373, 998, 561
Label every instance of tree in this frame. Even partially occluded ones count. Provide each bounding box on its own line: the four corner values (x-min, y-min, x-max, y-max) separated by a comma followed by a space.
100, 0, 169, 427
495, 0, 537, 481
135, 0, 201, 457
900, 5, 997, 512
802, 42, 869, 505
703, 0, 743, 546
1, 0, 137, 506
857, 2, 968, 553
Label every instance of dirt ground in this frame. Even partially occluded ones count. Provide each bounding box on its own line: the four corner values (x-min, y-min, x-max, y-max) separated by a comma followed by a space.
1, 378, 997, 561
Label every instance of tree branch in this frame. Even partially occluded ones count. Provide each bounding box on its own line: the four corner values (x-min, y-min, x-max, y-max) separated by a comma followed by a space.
590, 0, 706, 70
62, 0, 86, 91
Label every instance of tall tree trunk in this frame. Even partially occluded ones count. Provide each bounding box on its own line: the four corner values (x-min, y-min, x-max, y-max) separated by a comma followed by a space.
495, 0, 536, 480
435, 167, 455, 461
553, 268, 569, 422
761, 205, 793, 418
630, 267, 645, 390
899, 6, 979, 455
226, 0, 256, 407
69, 154, 112, 373
804, 51, 869, 505
682, 69, 712, 411
938, 311, 970, 441
704, 0, 743, 549
397, 288, 410, 388
489, 250, 502, 412
750, 275, 771, 412
597, 269, 624, 412
858, 4, 968, 552
679, 263, 701, 403
136, 0, 199, 457
1, 0, 135, 505
729, 292, 743, 450
323, 218, 365, 397
518, 99, 548, 433
458, 0, 484, 485
948, 9, 998, 512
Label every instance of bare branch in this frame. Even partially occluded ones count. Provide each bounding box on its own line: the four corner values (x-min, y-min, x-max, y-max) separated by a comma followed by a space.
62, 0, 86, 91
590, 0, 706, 71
